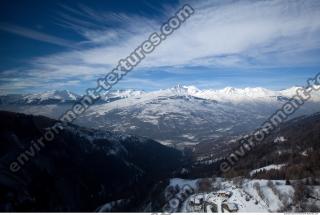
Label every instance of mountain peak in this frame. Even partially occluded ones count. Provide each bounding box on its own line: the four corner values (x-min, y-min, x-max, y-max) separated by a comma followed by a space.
22, 90, 80, 104
222, 87, 236, 94
170, 84, 200, 95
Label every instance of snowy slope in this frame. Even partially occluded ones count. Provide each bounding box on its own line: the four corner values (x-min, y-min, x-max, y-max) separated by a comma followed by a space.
74, 85, 320, 146
101, 89, 145, 101
0, 90, 80, 105
160, 177, 296, 213
77, 91, 270, 146
1, 85, 320, 147
23, 90, 79, 102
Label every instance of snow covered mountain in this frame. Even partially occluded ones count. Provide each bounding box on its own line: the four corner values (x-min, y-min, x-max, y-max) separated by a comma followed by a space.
1, 85, 320, 147
0, 90, 80, 105
101, 89, 145, 102
2, 85, 319, 105
74, 85, 320, 147
25, 90, 79, 103
163, 85, 320, 103
0, 89, 145, 105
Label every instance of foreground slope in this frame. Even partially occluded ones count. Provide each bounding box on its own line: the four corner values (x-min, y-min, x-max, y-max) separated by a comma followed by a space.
144, 113, 320, 213
0, 111, 183, 212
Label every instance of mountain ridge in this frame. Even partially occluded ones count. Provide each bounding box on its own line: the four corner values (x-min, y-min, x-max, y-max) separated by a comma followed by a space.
2, 85, 320, 105
1, 85, 320, 147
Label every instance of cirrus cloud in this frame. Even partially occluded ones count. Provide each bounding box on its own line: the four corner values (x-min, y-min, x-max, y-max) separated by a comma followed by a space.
1, 0, 320, 93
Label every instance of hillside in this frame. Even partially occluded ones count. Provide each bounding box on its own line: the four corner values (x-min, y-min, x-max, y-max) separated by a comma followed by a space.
1, 86, 320, 148
0, 111, 184, 212
143, 113, 320, 212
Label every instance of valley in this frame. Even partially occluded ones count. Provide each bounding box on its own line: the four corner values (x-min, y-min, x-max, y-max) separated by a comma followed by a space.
1, 86, 320, 212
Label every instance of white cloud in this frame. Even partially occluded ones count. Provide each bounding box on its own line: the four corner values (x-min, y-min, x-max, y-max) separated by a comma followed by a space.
0, 23, 77, 48
36, 0, 320, 68
2, 0, 320, 92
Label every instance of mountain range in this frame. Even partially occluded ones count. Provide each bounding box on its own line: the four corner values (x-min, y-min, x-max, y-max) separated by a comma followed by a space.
2, 85, 320, 105
1, 85, 320, 148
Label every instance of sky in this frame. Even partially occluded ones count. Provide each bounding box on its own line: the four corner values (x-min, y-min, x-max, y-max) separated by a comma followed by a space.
1, 0, 320, 94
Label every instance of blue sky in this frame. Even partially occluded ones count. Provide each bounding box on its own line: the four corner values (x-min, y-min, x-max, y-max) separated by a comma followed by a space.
1, 0, 320, 94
